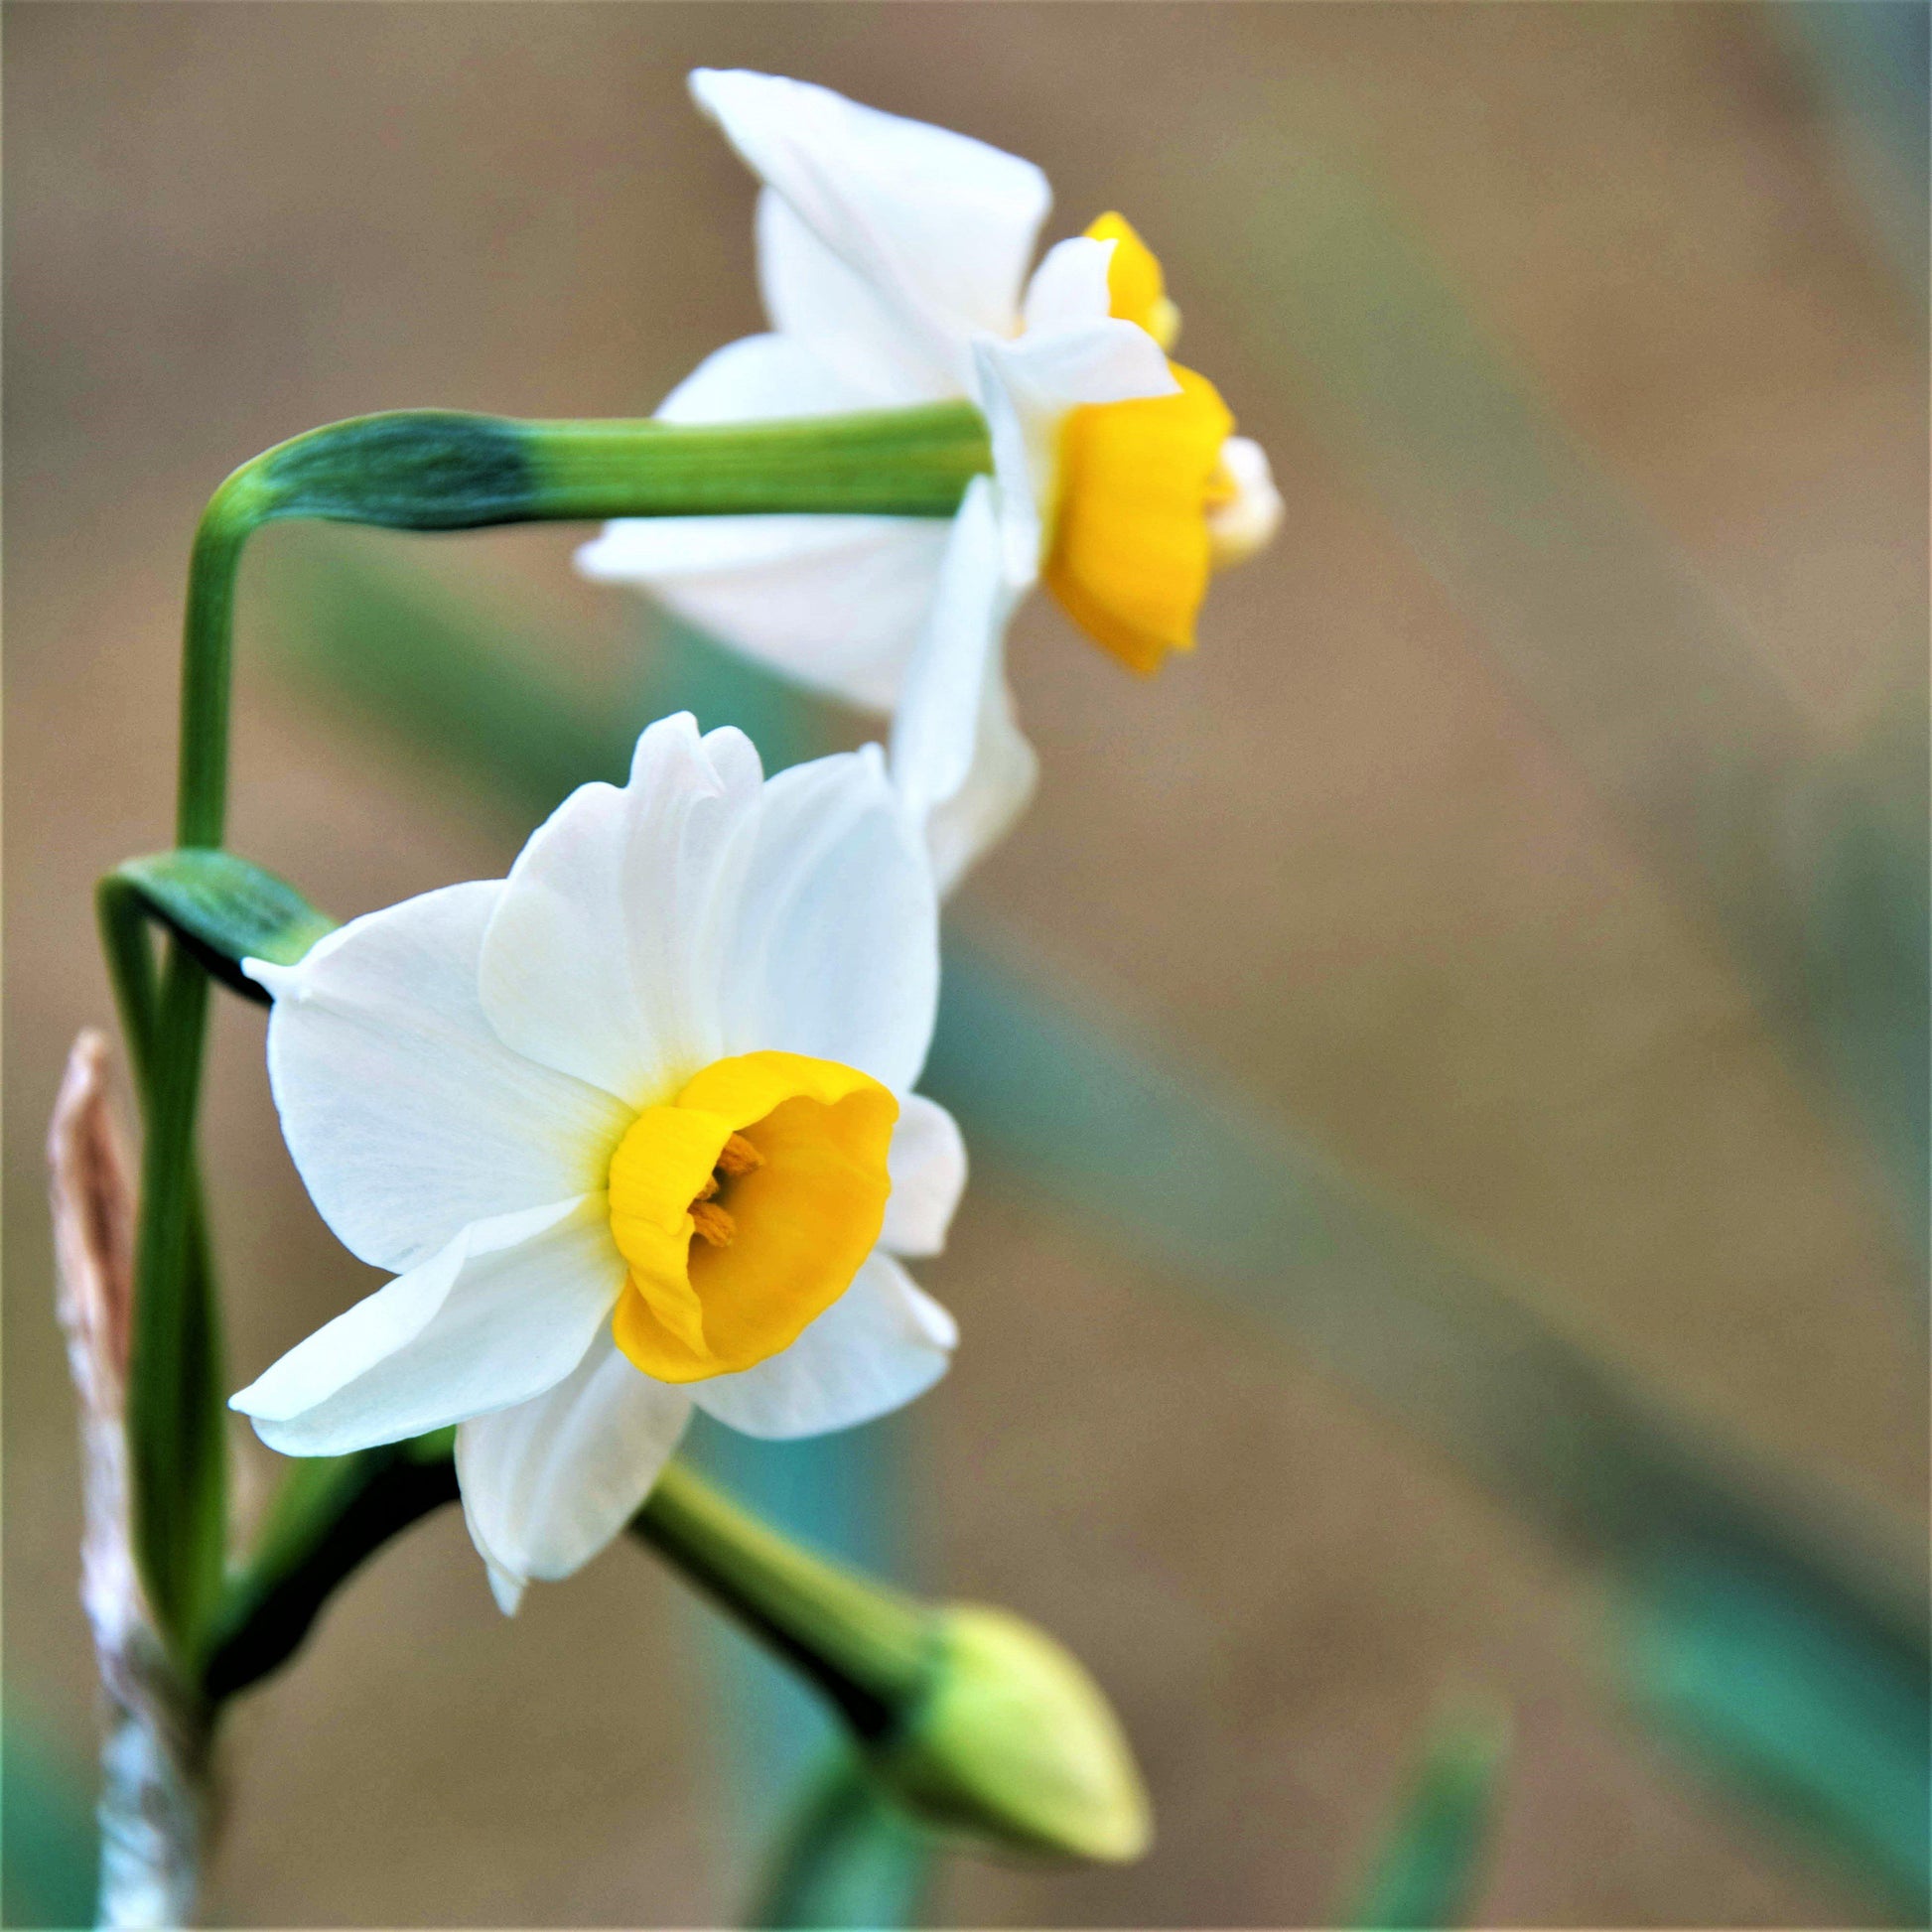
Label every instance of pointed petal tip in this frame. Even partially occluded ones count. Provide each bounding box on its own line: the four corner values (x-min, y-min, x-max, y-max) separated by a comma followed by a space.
240, 954, 299, 1001
485, 1561, 527, 1616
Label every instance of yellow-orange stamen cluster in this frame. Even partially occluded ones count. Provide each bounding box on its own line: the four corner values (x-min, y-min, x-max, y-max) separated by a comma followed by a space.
607, 1051, 896, 1383
686, 1131, 764, 1246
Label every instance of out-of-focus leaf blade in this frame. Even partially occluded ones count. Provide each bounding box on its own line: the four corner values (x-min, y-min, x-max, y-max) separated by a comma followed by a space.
1215, 160, 1928, 1277
253, 525, 839, 824
1622, 1525, 1931, 1911
1339, 1705, 1508, 1930
749, 1749, 935, 1932
1, 1715, 99, 1931
254, 525, 644, 814
251, 531, 1929, 1911
930, 921, 1929, 1913
1773, 0, 1931, 307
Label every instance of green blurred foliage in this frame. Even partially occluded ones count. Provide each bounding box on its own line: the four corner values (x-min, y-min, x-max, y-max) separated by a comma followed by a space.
1338, 1705, 1509, 1930
749, 1750, 934, 1932
1219, 160, 1929, 1283
1, 1713, 98, 1932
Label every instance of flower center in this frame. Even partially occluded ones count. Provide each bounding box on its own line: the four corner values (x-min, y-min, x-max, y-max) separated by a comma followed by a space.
1043, 211, 1260, 676
606, 1050, 897, 1383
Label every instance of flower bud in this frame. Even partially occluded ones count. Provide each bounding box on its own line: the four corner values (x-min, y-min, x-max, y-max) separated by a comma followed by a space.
876, 1604, 1152, 1863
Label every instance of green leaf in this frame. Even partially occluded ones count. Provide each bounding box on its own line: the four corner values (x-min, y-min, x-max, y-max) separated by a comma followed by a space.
749, 1751, 935, 1932
1339, 1706, 1508, 1930
112, 849, 339, 1002
96, 876, 225, 1656
1621, 1527, 1931, 1913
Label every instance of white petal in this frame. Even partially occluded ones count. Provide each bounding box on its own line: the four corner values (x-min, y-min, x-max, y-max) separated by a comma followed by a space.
1020, 235, 1117, 335
757, 194, 957, 403
718, 744, 939, 1094
457, 1330, 691, 1612
971, 323, 1179, 578
924, 672, 1037, 898
988, 316, 1179, 412
248, 881, 632, 1274
231, 1197, 623, 1456
882, 1094, 966, 1259
576, 514, 950, 713
1206, 435, 1285, 565
654, 328, 884, 424
478, 715, 764, 1106
690, 1251, 955, 1439
889, 478, 1021, 820
691, 69, 1050, 388
887, 476, 1038, 891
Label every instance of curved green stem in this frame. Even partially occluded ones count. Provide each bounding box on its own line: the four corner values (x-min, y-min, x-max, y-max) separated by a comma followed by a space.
175, 403, 988, 846
201, 1434, 460, 1704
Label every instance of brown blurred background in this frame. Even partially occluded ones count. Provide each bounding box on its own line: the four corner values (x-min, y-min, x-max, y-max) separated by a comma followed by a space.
5, 5, 1926, 1925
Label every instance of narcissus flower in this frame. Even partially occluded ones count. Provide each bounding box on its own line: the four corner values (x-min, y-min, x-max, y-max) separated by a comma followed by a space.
231, 715, 963, 1611
579, 69, 1281, 891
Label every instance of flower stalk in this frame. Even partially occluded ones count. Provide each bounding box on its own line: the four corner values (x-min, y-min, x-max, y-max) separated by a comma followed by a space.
177, 404, 989, 846
95, 875, 226, 1664
632, 1463, 1150, 1862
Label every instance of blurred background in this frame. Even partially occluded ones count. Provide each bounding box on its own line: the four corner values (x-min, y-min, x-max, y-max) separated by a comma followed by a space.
5, 5, 1927, 1926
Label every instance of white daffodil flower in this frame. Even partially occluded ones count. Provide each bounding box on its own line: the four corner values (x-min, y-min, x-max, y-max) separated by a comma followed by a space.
578, 69, 1283, 894
231, 714, 964, 1613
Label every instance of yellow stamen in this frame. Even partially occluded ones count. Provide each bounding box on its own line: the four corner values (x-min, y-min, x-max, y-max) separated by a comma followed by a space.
1043, 212, 1238, 677
606, 1050, 897, 1383
688, 1199, 737, 1247
715, 1132, 764, 1178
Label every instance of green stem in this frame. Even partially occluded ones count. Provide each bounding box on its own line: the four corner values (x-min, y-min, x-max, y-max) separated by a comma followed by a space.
97, 880, 226, 1657
176, 403, 988, 847
202, 1450, 931, 1725
631, 1461, 938, 1740
200, 1435, 460, 1704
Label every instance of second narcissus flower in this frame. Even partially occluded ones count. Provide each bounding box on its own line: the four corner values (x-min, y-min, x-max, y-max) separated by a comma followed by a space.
231, 715, 963, 1611
579, 69, 1281, 892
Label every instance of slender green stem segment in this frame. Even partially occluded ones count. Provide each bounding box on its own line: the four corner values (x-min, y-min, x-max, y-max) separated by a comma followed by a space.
176, 404, 989, 847
632, 1467, 1152, 1862
201, 1434, 460, 1703
632, 1460, 938, 1739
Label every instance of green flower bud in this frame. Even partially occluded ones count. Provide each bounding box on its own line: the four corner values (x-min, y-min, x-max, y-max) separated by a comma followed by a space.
879, 1603, 1152, 1863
